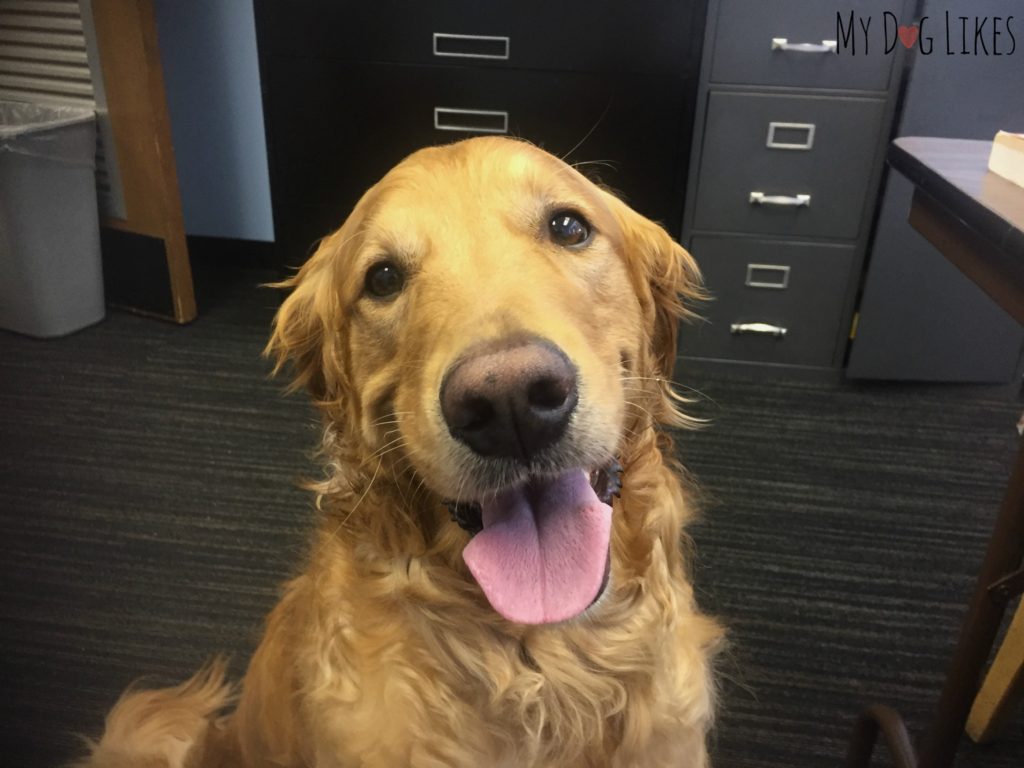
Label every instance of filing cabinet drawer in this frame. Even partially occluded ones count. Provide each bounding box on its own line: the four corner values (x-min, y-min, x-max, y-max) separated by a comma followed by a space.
266, 59, 693, 260
693, 91, 886, 239
256, 0, 704, 75
680, 236, 855, 366
710, 0, 895, 90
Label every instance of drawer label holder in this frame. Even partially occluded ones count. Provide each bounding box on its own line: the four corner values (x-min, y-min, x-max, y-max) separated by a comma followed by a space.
433, 33, 510, 60
434, 107, 509, 134
745, 263, 791, 289
767, 122, 816, 150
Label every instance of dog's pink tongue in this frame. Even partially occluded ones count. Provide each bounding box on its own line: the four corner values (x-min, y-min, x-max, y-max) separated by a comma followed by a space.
462, 470, 612, 625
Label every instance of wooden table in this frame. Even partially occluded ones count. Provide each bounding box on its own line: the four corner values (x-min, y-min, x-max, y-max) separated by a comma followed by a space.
847, 137, 1024, 768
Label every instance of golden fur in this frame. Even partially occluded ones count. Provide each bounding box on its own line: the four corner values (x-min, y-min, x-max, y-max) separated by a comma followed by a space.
77, 137, 722, 768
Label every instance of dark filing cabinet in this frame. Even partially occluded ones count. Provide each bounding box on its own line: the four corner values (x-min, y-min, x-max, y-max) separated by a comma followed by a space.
680, 0, 912, 376
254, 1, 709, 266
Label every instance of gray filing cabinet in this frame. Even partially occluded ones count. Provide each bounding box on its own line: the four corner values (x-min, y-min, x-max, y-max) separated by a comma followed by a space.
680, 0, 911, 375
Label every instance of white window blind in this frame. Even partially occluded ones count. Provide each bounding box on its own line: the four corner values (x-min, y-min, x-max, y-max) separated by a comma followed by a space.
0, 0, 125, 218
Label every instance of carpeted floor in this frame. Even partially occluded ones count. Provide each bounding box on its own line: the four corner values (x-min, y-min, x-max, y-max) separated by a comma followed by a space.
0, 266, 1021, 767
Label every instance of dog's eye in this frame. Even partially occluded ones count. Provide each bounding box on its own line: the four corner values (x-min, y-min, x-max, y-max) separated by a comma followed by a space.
548, 211, 591, 247
364, 260, 405, 299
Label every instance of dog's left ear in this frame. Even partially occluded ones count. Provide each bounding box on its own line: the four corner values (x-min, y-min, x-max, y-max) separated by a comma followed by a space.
604, 194, 705, 378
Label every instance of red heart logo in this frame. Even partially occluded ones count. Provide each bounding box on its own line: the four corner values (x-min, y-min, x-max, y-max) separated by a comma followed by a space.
898, 24, 919, 48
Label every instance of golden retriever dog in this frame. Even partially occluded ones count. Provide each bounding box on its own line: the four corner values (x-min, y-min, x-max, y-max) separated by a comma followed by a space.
77, 136, 721, 768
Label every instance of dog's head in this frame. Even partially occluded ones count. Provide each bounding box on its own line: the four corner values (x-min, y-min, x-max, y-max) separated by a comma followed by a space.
268, 137, 702, 625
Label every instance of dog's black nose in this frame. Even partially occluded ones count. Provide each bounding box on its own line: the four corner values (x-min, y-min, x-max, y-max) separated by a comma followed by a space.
441, 338, 578, 461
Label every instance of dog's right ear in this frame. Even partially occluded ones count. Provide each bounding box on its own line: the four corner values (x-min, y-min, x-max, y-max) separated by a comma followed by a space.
265, 229, 348, 404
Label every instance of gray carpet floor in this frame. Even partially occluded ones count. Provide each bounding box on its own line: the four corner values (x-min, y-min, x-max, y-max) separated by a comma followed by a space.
1, 268, 1022, 767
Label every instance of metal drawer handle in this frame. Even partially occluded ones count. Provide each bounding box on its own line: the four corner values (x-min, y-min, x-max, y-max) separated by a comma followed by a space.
433, 32, 510, 60
750, 191, 811, 207
731, 322, 788, 338
771, 38, 837, 53
434, 107, 508, 135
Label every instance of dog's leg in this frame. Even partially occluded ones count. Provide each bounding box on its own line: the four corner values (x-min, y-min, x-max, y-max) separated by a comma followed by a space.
229, 580, 308, 767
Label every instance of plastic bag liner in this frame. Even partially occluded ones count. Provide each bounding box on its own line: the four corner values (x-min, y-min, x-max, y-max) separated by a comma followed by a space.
0, 101, 96, 168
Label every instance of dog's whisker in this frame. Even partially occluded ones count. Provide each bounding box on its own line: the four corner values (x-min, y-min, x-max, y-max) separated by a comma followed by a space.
410, 472, 431, 511
619, 375, 717, 406
334, 456, 384, 531
453, 469, 470, 508
624, 398, 657, 425
364, 435, 408, 464
370, 446, 408, 469
387, 462, 408, 507
559, 94, 612, 164
620, 385, 658, 396
392, 460, 420, 494
570, 159, 618, 173
368, 411, 411, 427
618, 421, 643, 442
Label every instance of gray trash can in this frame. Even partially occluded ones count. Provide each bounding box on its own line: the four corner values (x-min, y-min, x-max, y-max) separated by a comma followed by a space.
0, 101, 104, 337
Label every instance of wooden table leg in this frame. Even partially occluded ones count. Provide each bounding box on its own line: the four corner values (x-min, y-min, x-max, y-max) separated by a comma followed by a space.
848, 435, 1024, 768
917, 435, 1024, 767
966, 598, 1024, 743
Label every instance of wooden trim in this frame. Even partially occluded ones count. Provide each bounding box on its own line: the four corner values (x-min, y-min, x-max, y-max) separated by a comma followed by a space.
89, 0, 195, 322
135, 0, 194, 322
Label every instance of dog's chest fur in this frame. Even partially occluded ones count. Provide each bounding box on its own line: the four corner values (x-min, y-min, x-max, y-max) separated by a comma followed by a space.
285, 530, 714, 768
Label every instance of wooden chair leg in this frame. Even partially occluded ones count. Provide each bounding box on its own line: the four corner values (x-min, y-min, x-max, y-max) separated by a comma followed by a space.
966, 598, 1024, 743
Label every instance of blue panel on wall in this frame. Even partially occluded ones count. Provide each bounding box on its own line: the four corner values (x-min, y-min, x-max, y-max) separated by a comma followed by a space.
154, 0, 275, 242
